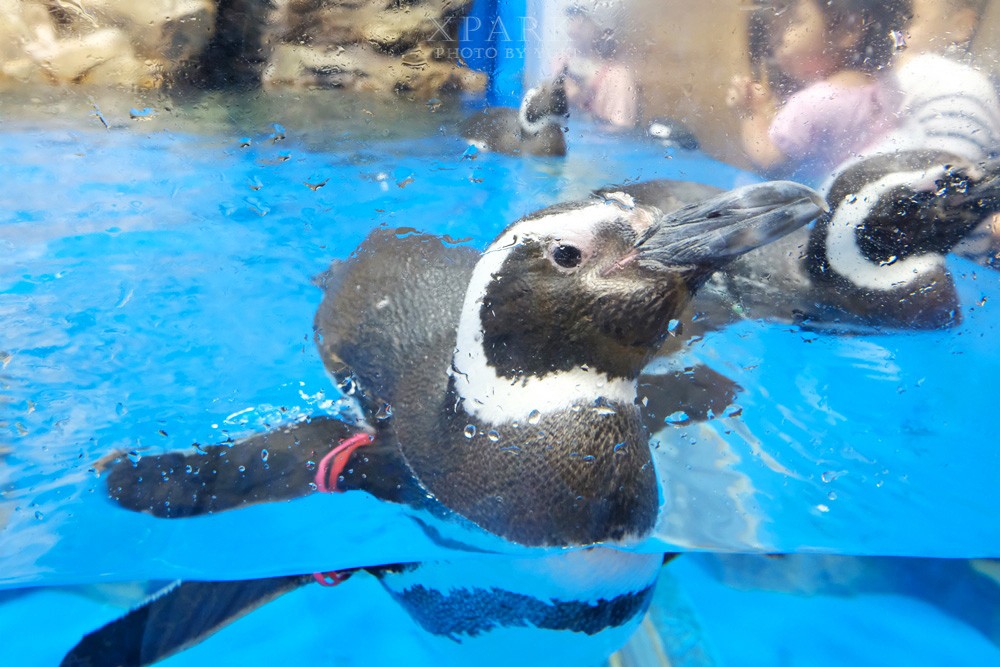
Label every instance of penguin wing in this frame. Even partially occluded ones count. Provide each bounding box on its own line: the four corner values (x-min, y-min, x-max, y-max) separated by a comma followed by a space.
314, 228, 478, 420
638, 364, 742, 430
105, 417, 357, 517
61, 576, 312, 667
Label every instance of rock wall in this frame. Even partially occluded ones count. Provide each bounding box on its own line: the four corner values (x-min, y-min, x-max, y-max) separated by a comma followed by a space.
262, 0, 485, 95
0, 0, 485, 96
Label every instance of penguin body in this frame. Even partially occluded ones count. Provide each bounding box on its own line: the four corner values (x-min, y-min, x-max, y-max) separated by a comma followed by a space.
604, 151, 1000, 332
67, 181, 824, 666
460, 77, 569, 157
646, 117, 700, 151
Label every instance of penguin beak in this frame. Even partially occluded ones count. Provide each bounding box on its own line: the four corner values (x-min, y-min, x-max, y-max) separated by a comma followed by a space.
634, 180, 826, 268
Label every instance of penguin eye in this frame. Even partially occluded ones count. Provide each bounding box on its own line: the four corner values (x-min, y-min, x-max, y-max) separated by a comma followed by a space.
551, 244, 583, 269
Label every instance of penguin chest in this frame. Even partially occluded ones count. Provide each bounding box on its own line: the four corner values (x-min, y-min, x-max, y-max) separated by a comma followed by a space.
376, 548, 662, 666
396, 397, 660, 547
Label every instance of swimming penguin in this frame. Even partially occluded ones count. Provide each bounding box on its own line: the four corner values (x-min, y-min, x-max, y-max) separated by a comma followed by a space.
646, 117, 700, 151
460, 75, 569, 157
62, 180, 823, 667
602, 150, 1000, 333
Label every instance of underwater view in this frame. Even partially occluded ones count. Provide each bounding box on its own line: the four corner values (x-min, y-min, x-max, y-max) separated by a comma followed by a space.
2, 0, 1000, 665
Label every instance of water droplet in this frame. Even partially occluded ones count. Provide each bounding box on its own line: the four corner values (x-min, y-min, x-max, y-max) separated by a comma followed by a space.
667, 319, 680, 333
979, 295, 988, 307
821, 470, 845, 483
238, 465, 246, 473
581, 455, 596, 464
664, 411, 689, 424
34, 511, 44, 520
306, 460, 316, 470
185, 465, 193, 473
426, 98, 442, 112
816, 504, 830, 513
261, 448, 269, 463
115, 402, 127, 416
376, 403, 393, 421
613, 442, 627, 455
527, 410, 541, 425
127, 450, 141, 464
463, 424, 477, 439
487, 429, 500, 442
827, 491, 838, 501
338, 375, 357, 395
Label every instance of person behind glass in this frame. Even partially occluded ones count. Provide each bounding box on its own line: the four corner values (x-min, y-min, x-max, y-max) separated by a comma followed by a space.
887, 0, 1000, 160
559, 5, 640, 131
727, 0, 907, 181
887, 0, 1000, 265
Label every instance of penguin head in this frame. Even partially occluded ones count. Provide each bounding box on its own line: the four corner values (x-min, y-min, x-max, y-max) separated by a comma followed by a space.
816, 151, 1000, 291
518, 75, 569, 136
451, 180, 823, 422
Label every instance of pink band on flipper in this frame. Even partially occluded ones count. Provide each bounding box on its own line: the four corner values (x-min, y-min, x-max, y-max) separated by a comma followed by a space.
312, 571, 351, 587
314, 433, 374, 493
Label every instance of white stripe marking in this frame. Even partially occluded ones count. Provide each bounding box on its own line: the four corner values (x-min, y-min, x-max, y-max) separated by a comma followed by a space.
825, 169, 945, 291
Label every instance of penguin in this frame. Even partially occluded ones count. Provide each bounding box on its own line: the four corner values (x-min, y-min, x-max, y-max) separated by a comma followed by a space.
646, 117, 700, 151
460, 75, 569, 157
601, 150, 1000, 333
62, 180, 824, 667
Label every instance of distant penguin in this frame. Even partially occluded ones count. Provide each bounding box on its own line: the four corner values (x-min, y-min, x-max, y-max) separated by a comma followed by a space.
63, 180, 823, 666
460, 75, 569, 157
603, 150, 1000, 332
646, 117, 699, 151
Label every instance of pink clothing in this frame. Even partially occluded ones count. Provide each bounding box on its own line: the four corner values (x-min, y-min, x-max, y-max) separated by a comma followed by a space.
769, 80, 897, 178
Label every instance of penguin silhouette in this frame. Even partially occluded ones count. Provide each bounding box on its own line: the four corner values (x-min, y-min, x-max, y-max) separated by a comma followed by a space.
63, 180, 824, 667
460, 75, 569, 157
646, 117, 700, 151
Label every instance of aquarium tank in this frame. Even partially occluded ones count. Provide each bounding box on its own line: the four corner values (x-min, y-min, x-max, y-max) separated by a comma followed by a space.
2, 0, 1000, 665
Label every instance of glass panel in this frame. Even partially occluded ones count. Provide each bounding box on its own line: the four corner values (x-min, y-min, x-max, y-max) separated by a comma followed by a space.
1, 0, 998, 665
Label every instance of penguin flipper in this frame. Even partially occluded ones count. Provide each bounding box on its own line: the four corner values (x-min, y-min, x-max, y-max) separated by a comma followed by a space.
105, 417, 358, 517
61, 575, 312, 667
638, 364, 741, 429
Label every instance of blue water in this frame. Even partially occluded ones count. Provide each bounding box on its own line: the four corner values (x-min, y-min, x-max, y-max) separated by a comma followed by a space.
1, 88, 998, 664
